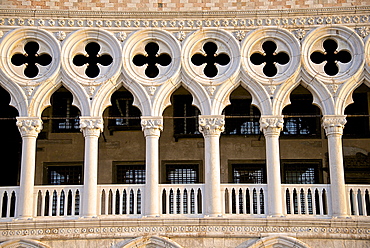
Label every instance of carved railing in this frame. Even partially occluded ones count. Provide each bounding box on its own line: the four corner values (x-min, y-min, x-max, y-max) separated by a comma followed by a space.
0, 187, 18, 219
34, 185, 82, 217
159, 184, 204, 216
221, 184, 267, 216
98, 185, 144, 216
346, 185, 370, 216
282, 184, 331, 216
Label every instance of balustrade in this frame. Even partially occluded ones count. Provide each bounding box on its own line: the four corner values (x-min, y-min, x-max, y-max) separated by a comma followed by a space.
98, 185, 144, 216
221, 184, 267, 216
346, 185, 370, 216
282, 184, 331, 216
0, 187, 18, 218
33, 185, 82, 217
159, 184, 204, 216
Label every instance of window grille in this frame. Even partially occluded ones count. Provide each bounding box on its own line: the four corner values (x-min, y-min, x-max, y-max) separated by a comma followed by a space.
173, 95, 200, 137
116, 164, 146, 184
232, 164, 266, 184
166, 164, 199, 184
223, 99, 260, 135
47, 165, 82, 185
282, 162, 319, 184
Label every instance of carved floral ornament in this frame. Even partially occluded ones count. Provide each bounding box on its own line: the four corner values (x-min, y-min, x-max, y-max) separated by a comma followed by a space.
16, 117, 43, 137
141, 117, 163, 136
79, 117, 104, 136
259, 116, 284, 135
198, 115, 225, 136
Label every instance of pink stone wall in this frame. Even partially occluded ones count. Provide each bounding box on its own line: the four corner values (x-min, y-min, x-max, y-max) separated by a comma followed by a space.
0, 0, 367, 11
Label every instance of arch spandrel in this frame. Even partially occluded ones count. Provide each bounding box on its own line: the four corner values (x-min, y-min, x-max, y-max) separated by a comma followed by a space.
113, 236, 183, 248
237, 236, 311, 248
0, 239, 50, 248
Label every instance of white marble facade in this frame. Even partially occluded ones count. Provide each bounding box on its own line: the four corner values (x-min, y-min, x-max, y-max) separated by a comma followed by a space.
0, 6, 369, 248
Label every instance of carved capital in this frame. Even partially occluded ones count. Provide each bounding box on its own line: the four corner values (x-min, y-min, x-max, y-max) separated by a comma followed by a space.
198, 115, 225, 136
259, 116, 284, 137
16, 117, 43, 138
322, 115, 346, 137
141, 116, 163, 137
79, 117, 104, 137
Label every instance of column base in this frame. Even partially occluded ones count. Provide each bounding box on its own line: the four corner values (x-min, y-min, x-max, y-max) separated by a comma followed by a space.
204, 214, 223, 218
81, 215, 98, 219
143, 215, 160, 218
332, 215, 351, 219
15, 217, 34, 221
267, 215, 286, 218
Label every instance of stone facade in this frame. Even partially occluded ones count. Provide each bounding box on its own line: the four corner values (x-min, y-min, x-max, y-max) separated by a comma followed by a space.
0, 3, 369, 248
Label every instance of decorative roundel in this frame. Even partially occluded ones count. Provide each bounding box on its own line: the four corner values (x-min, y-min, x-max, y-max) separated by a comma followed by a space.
182, 29, 240, 86
61, 29, 122, 85
122, 29, 181, 86
302, 26, 364, 83
0, 28, 60, 85
241, 27, 301, 85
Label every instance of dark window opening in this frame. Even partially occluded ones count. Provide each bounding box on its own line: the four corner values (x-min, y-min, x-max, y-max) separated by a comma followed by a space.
73, 42, 113, 78
232, 163, 266, 184
344, 153, 370, 184
310, 39, 352, 76
11, 41, 52, 78
133, 42, 171, 78
344, 84, 370, 138
165, 164, 199, 184
41, 87, 80, 134
45, 164, 83, 185
0, 86, 21, 186
250, 40, 289, 77
282, 160, 322, 184
173, 92, 201, 140
107, 88, 141, 133
223, 86, 260, 135
191, 41, 230, 78
116, 163, 145, 184
282, 85, 321, 137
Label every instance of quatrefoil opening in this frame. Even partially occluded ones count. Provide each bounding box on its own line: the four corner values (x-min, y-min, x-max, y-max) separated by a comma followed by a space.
191, 42, 230, 78
310, 39, 352, 76
250, 40, 289, 77
133, 42, 172, 78
11, 41, 52, 78
73, 42, 113, 78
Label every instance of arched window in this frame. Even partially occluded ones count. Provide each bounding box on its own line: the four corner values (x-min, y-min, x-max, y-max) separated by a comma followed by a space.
282, 85, 321, 137
41, 86, 80, 135
223, 86, 261, 135
172, 87, 201, 140
107, 87, 141, 134
0, 86, 21, 186
344, 84, 370, 138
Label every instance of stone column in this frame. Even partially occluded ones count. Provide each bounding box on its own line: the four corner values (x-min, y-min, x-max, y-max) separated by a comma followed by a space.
80, 117, 103, 217
199, 115, 224, 217
322, 115, 348, 217
141, 116, 163, 217
260, 116, 284, 217
16, 117, 42, 219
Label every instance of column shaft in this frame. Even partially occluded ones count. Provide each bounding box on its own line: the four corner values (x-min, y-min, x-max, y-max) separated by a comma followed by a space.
260, 116, 284, 217
141, 117, 162, 217
80, 117, 103, 217
16, 117, 42, 219
322, 115, 348, 217
199, 115, 224, 217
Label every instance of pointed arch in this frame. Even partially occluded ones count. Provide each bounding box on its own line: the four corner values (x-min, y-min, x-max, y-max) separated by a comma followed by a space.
0, 239, 50, 248
239, 78, 271, 115
238, 236, 311, 248
114, 236, 183, 248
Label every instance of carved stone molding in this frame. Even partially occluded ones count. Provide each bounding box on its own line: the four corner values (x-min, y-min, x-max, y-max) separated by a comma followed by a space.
198, 115, 225, 136
259, 116, 284, 137
322, 115, 347, 136
79, 117, 104, 137
16, 117, 43, 138
141, 116, 163, 137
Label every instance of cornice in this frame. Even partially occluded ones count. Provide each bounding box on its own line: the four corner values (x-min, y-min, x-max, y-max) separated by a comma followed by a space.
0, 218, 369, 241
0, 6, 369, 19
